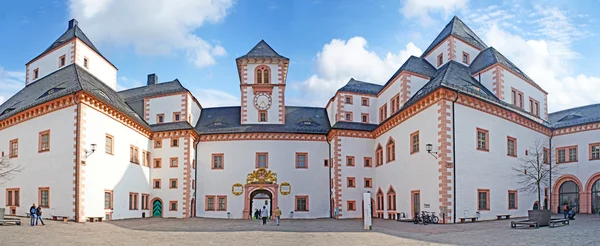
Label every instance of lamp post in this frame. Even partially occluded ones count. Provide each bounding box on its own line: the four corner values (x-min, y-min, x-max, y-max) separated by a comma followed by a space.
84, 144, 97, 159
426, 143, 438, 159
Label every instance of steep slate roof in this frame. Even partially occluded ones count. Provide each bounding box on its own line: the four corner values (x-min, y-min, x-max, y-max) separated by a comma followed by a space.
118, 80, 188, 102
331, 122, 378, 132
236, 40, 288, 60
421, 16, 488, 57
28, 19, 116, 68
402, 61, 498, 111
338, 78, 383, 95
469, 47, 545, 92
380, 56, 437, 92
150, 121, 195, 132
195, 106, 330, 134
0, 64, 147, 127
549, 103, 600, 129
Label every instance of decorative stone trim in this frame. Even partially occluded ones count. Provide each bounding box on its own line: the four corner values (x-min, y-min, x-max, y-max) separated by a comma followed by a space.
399, 74, 411, 104
327, 129, 373, 140
182, 137, 192, 218
437, 99, 453, 223
0, 95, 76, 130
199, 133, 326, 142
332, 136, 343, 218
492, 66, 505, 100
447, 37, 456, 61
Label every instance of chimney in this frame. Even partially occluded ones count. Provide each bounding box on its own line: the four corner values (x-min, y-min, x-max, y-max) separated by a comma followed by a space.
147, 74, 158, 85
68, 19, 78, 29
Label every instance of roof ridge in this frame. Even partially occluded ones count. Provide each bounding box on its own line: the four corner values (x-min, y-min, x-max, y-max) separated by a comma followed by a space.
549, 103, 600, 115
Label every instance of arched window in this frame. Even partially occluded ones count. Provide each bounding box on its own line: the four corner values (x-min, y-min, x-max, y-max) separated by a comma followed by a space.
375, 144, 383, 166
386, 137, 395, 162
559, 181, 580, 212
376, 188, 384, 211
255, 65, 271, 84
387, 186, 396, 211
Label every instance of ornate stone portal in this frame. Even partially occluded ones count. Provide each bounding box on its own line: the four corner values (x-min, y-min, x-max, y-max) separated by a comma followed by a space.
241, 168, 281, 219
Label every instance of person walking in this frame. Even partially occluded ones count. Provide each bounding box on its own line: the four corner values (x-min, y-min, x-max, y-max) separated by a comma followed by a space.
29, 203, 37, 226
275, 207, 282, 226
36, 205, 45, 226
261, 206, 268, 225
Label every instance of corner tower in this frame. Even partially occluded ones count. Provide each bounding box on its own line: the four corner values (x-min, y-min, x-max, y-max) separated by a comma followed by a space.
236, 40, 289, 124
25, 19, 118, 89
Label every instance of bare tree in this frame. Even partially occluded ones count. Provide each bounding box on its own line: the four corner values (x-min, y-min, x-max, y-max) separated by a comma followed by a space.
0, 156, 22, 186
512, 139, 562, 209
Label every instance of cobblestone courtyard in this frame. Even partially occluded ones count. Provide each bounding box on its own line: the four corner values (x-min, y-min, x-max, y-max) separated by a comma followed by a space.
1, 215, 599, 245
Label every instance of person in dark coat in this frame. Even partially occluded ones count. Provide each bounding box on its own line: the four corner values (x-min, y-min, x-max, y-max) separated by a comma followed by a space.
36, 205, 45, 225
29, 204, 37, 226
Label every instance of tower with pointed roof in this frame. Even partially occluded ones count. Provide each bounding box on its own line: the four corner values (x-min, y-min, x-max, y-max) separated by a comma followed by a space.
236, 40, 289, 125
25, 19, 118, 89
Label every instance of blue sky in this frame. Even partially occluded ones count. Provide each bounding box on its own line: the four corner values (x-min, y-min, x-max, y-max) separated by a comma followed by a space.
1, 0, 599, 111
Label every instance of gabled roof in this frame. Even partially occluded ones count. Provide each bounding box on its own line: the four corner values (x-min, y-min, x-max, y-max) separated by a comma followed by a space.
195, 106, 329, 134
379, 56, 437, 93
236, 40, 288, 60
549, 103, 600, 129
27, 19, 116, 69
338, 78, 383, 95
150, 121, 195, 132
331, 122, 378, 132
470, 47, 545, 93
0, 64, 147, 127
421, 16, 487, 57
402, 61, 497, 111
118, 80, 188, 102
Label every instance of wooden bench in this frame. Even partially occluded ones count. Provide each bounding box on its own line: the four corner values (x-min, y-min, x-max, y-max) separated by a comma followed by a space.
52, 216, 69, 222
0, 219, 22, 226
88, 217, 103, 222
459, 217, 477, 223
549, 218, 569, 228
496, 214, 511, 220
511, 220, 539, 229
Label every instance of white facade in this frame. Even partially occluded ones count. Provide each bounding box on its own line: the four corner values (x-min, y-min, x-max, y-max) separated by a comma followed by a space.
3, 16, 600, 224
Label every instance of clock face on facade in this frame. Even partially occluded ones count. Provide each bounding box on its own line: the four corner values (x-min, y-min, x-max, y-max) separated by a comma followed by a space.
253, 92, 272, 110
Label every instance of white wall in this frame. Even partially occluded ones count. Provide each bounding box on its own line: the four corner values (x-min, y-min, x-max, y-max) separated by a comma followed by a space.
374, 105, 439, 218
82, 105, 152, 220
196, 139, 329, 219
150, 136, 189, 218
502, 70, 546, 118
147, 95, 184, 124
454, 103, 549, 220
339, 93, 377, 123
453, 37, 481, 66
190, 96, 202, 126
377, 80, 400, 123
553, 129, 600, 192
336, 137, 375, 218
424, 39, 449, 69
27, 42, 74, 85
475, 69, 495, 98
75, 39, 117, 90
0, 106, 76, 218
407, 76, 429, 100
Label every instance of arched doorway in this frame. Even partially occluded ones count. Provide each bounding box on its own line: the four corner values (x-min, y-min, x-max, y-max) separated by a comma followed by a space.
591, 180, 600, 214
151, 198, 163, 217
249, 190, 273, 219
559, 181, 580, 212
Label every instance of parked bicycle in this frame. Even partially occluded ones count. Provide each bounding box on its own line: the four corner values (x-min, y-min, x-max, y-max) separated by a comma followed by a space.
413, 211, 440, 225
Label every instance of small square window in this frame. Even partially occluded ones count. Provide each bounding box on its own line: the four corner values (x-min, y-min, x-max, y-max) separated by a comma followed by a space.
361, 97, 369, 106
157, 114, 164, 123
170, 158, 178, 168
345, 96, 352, 104
345, 113, 351, 121
212, 154, 224, 169
59, 55, 66, 67
347, 177, 356, 188
154, 158, 162, 168
259, 111, 267, 122
173, 112, 181, 122
171, 138, 179, 147
169, 179, 178, 189
169, 201, 178, 211
33, 68, 39, 80
83, 57, 89, 68
153, 179, 161, 189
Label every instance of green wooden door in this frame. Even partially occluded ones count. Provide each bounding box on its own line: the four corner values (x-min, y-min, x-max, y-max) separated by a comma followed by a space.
153, 200, 162, 217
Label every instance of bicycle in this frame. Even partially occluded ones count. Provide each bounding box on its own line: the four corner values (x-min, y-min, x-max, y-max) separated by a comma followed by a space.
430, 212, 440, 224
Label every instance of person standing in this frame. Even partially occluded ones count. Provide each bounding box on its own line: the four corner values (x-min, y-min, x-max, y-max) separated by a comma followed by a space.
29, 203, 37, 226
562, 203, 569, 219
275, 207, 282, 226
261, 206, 268, 225
36, 205, 45, 226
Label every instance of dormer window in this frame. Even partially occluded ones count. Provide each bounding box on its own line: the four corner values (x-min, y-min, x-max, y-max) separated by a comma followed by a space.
303, 121, 312, 125
255, 66, 270, 84
214, 122, 222, 126
33, 68, 39, 80
59, 55, 66, 67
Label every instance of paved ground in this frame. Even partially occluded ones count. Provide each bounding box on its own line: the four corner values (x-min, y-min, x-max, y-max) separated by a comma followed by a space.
1, 215, 599, 245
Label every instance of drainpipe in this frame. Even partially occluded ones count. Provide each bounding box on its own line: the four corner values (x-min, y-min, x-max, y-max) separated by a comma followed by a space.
549, 132, 553, 212
327, 137, 333, 218
451, 88, 459, 224
194, 139, 199, 218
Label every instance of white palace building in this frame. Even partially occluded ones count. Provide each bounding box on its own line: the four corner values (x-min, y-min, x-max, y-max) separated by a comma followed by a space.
1, 17, 600, 223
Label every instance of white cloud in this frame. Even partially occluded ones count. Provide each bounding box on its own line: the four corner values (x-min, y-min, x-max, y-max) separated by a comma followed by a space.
400, 0, 468, 26
474, 6, 598, 112
293, 37, 422, 106
0, 66, 25, 105
194, 89, 239, 108
69, 0, 233, 68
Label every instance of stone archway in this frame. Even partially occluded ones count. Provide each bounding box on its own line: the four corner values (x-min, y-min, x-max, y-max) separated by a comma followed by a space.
585, 172, 600, 214
243, 184, 278, 219
552, 174, 583, 213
